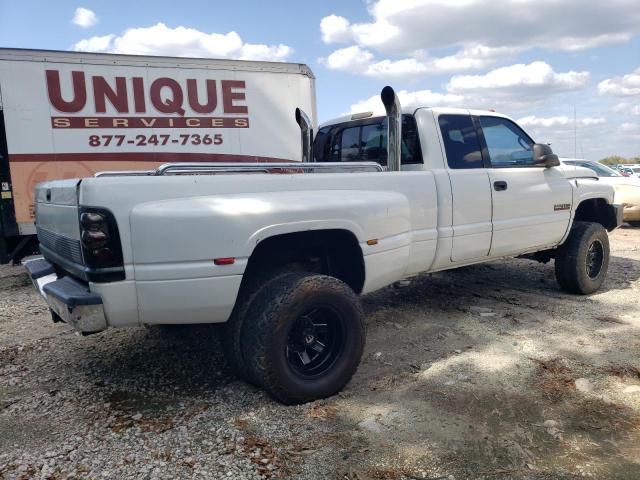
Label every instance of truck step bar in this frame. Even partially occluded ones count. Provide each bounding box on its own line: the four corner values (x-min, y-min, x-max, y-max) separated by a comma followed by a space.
94, 162, 384, 178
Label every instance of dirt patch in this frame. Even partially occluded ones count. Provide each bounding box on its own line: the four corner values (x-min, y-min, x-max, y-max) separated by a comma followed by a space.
600, 364, 640, 381
0, 265, 29, 290
1, 229, 640, 479
530, 357, 577, 402
594, 315, 627, 324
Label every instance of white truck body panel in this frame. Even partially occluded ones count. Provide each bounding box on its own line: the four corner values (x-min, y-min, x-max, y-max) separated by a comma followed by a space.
0, 48, 316, 234
65, 170, 438, 326
486, 167, 573, 256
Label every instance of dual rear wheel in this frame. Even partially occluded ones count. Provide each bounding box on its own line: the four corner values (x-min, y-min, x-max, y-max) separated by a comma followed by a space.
223, 272, 365, 405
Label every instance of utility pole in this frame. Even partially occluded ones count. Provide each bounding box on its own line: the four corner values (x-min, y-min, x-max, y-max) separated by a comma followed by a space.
573, 105, 577, 159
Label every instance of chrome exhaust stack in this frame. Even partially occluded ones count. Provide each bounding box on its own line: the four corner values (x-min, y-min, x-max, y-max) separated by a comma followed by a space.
295, 108, 314, 162
381, 86, 402, 172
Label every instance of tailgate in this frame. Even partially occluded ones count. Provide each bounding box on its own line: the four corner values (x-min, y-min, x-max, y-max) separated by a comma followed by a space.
35, 179, 83, 264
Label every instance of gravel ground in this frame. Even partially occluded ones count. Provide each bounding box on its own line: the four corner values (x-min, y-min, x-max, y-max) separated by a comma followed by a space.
1, 227, 640, 479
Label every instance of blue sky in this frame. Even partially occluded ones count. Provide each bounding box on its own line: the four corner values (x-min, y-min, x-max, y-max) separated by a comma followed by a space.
1, 0, 639, 159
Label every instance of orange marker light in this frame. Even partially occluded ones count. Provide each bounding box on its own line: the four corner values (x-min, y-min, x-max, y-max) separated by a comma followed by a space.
214, 257, 235, 265
366, 239, 378, 246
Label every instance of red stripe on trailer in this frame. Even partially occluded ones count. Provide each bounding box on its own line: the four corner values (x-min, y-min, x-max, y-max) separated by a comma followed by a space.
8, 153, 289, 163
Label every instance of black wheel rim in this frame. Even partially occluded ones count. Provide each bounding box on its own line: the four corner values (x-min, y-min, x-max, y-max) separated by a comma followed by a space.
285, 306, 345, 378
586, 239, 604, 279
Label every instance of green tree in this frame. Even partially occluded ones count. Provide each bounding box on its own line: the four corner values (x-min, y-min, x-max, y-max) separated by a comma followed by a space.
599, 155, 628, 165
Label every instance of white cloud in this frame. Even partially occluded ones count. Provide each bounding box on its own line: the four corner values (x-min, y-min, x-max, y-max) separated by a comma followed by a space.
72, 34, 114, 52
364, 57, 429, 79
322, 44, 521, 79
431, 45, 521, 72
72, 23, 293, 62
72, 7, 98, 28
344, 63, 591, 116
446, 62, 589, 95
318, 1, 639, 82
621, 122, 640, 133
598, 68, 640, 96
580, 118, 608, 126
320, 15, 352, 44
612, 102, 640, 115
518, 116, 606, 128
349, 89, 463, 114
323, 46, 374, 72
321, 0, 640, 54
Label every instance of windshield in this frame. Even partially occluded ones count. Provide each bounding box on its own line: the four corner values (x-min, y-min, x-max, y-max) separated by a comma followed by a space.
565, 161, 621, 177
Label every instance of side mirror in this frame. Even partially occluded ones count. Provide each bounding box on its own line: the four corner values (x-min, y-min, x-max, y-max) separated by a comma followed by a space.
532, 143, 560, 168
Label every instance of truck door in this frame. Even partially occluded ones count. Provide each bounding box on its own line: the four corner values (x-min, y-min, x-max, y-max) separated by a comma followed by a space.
437, 113, 493, 262
477, 115, 572, 257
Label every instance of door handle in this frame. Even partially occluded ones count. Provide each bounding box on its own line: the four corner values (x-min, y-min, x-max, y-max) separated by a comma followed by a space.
494, 181, 508, 191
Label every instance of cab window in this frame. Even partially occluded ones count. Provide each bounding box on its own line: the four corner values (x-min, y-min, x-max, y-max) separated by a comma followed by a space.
479, 116, 534, 167
340, 126, 360, 162
438, 114, 483, 169
361, 123, 387, 161
316, 114, 423, 166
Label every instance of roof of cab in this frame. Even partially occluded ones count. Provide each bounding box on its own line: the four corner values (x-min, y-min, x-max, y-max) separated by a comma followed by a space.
319, 106, 513, 129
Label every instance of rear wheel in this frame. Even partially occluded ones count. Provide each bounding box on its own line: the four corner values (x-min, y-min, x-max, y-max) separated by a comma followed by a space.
555, 221, 610, 294
222, 271, 287, 382
241, 272, 365, 404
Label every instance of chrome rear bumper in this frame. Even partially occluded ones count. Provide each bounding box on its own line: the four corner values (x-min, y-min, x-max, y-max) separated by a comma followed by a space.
23, 257, 107, 334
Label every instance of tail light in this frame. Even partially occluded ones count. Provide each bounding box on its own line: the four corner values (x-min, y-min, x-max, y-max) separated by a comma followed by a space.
79, 207, 124, 272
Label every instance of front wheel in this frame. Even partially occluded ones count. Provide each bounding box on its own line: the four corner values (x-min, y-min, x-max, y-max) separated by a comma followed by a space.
555, 221, 610, 294
241, 272, 365, 405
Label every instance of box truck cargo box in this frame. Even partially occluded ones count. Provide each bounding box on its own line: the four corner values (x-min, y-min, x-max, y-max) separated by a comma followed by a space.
0, 48, 316, 262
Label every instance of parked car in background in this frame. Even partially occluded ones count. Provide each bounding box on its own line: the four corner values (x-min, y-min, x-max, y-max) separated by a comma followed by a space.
620, 164, 640, 178
563, 159, 640, 227
613, 164, 638, 177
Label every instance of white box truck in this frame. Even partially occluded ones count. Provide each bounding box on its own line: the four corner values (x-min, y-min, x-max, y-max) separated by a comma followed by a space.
0, 48, 316, 262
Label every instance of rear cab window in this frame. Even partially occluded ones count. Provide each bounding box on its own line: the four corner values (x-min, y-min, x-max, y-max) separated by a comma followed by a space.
314, 115, 423, 166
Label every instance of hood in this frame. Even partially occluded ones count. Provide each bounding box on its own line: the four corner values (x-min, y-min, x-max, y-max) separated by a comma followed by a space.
557, 164, 599, 180
612, 175, 640, 188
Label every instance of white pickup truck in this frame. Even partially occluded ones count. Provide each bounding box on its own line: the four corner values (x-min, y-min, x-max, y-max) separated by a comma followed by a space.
25, 87, 622, 404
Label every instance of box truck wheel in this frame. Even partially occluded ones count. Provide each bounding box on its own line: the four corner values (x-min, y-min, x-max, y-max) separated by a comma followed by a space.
240, 272, 365, 404
555, 221, 610, 294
